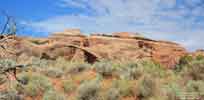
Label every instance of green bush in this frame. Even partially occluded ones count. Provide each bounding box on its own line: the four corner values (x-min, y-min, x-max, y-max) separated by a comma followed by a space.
94, 60, 114, 77
0, 75, 7, 85
66, 62, 90, 74
62, 80, 77, 93
42, 90, 66, 100
140, 60, 166, 78
54, 57, 70, 68
181, 59, 204, 80
179, 55, 193, 66
175, 55, 193, 72
0, 59, 17, 73
185, 80, 204, 98
185, 80, 204, 97
196, 54, 204, 61
31, 57, 51, 68
136, 75, 156, 99
55, 57, 84, 71
164, 83, 184, 100
17, 72, 53, 97
24, 82, 39, 97
44, 67, 64, 78
112, 79, 133, 97
0, 59, 16, 67
77, 80, 100, 100
106, 88, 121, 100
119, 62, 142, 80
0, 90, 23, 100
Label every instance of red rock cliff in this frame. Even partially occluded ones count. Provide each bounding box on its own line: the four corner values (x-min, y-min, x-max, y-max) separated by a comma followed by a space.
0, 30, 188, 68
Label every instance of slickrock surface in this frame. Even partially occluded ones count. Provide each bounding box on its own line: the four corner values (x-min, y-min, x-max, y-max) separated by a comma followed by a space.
0, 29, 188, 68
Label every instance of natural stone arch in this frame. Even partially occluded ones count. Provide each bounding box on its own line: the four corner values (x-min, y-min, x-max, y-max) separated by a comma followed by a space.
40, 44, 101, 64
63, 44, 101, 63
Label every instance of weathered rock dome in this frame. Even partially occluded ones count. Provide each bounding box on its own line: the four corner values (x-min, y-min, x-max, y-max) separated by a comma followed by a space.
52, 29, 83, 36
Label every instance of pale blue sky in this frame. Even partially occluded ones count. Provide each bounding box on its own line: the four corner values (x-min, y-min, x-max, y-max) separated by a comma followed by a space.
0, 0, 204, 51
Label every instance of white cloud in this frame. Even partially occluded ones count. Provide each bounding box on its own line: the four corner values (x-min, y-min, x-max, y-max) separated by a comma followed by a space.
23, 0, 204, 51
59, 0, 87, 9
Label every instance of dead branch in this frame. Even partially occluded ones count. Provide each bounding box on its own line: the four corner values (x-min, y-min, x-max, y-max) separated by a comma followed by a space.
0, 10, 18, 57
0, 10, 16, 35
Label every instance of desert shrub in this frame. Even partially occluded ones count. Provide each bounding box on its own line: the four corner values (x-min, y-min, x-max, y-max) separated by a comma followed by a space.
181, 59, 204, 80
164, 83, 184, 100
44, 67, 64, 78
112, 79, 133, 97
23, 83, 38, 97
77, 80, 100, 100
0, 59, 16, 67
64, 61, 90, 74
55, 58, 90, 70
122, 61, 138, 68
94, 60, 114, 77
175, 55, 193, 72
30, 57, 51, 68
195, 54, 204, 61
185, 80, 204, 98
119, 62, 143, 80
0, 59, 17, 85
179, 55, 193, 66
106, 88, 121, 100
17, 72, 53, 97
62, 80, 77, 93
42, 90, 66, 100
55, 57, 71, 69
148, 96, 167, 100
110, 61, 124, 70
0, 59, 17, 72
0, 90, 23, 100
0, 75, 7, 85
136, 75, 156, 99
16, 72, 30, 85
48, 58, 90, 75
140, 60, 166, 78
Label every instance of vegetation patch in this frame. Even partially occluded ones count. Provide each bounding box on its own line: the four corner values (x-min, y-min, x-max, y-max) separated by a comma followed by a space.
106, 88, 121, 100
136, 75, 156, 99
42, 90, 66, 100
112, 79, 134, 97
17, 72, 53, 97
0, 56, 202, 99
77, 80, 100, 100
94, 60, 114, 77
44, 67, 64, 78
62, 79, 77, 93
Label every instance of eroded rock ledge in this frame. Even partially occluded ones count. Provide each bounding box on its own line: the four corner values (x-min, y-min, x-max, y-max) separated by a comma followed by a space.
0, 29, 190, 68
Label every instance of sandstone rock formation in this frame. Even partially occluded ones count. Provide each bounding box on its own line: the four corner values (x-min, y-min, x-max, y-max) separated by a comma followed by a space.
0, 29, 188, 68
88, 34, 187, 68
53, 29, 83, 36
191, 49, 204, 58
112, 32, 142, 38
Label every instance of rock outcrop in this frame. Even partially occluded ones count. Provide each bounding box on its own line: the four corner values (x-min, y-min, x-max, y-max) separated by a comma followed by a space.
0, 29, 188, 68
191, 49, 204, 58
88, 34, 187, 68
